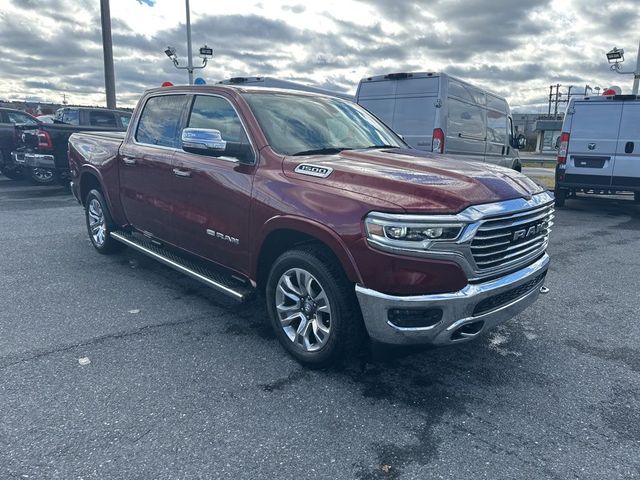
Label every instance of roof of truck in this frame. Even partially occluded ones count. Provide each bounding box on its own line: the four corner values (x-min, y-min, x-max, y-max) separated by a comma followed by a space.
146, 84, 349, 100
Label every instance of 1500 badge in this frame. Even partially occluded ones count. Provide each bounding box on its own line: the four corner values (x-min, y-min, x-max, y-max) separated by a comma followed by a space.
294, 164, 333, 178
206, 229, 240, 245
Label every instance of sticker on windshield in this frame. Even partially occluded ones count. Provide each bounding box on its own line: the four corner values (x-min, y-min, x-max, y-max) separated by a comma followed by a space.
294, 164, 333, 178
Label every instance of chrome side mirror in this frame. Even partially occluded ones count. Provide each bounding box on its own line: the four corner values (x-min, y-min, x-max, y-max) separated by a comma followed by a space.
181, 128, 226, 152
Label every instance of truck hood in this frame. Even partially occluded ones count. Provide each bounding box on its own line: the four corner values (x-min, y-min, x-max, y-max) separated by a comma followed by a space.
283, 148, 545, 213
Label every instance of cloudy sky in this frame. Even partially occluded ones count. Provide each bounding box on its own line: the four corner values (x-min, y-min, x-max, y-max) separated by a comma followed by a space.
1, 0, 639, 111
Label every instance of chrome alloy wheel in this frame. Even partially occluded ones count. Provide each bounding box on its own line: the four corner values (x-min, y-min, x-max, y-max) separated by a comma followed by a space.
275, 268, 332, 352
88, 198, 106, 247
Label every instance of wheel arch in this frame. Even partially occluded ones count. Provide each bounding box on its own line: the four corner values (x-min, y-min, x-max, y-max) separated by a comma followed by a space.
253, 216, 363, 290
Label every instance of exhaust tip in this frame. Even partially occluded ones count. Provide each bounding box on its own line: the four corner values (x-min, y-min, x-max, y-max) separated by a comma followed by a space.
451, 320, 485, 341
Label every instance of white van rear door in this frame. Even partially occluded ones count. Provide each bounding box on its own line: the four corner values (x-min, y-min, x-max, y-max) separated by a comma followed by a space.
485, 109, 509, 166
611, 101, 640, 189
565, 102, 622, 187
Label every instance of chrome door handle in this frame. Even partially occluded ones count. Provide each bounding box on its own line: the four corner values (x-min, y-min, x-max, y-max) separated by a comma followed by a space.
173, 168, 192, 178
122, 157, 137, 165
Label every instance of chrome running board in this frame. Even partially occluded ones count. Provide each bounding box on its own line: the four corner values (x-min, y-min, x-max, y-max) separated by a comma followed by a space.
110, 231, 254, 302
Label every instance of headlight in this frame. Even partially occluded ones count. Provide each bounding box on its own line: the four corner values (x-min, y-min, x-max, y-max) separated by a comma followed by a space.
364, 213, 465, 252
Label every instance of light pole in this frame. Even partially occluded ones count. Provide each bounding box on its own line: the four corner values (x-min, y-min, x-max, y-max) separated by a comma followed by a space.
164, 0, 213, 84
606, 41, 640, 94
100, 0, 116, 108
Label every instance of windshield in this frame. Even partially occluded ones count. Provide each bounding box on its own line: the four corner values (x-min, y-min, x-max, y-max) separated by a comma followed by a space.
241, 93, 406, 156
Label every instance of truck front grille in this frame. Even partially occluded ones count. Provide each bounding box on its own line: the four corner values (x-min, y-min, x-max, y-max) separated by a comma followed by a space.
470, 202, 554, 273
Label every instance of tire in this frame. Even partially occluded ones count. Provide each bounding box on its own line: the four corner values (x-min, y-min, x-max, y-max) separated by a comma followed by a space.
554, 188, 566, 208
28, 167, 57, 185
513, 161, 522, 172
265, 245, 365, 367
1, 166, 24, 180
84, 189, 125, 254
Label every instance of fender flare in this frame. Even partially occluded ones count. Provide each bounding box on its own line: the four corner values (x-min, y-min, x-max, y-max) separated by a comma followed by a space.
253, 215, 364, 285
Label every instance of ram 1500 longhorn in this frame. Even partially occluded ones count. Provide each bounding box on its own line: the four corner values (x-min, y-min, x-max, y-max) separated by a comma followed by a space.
68, 85, 553, 365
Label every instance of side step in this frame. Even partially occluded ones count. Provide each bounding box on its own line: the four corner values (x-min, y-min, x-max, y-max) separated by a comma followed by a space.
110, 230, 254, 302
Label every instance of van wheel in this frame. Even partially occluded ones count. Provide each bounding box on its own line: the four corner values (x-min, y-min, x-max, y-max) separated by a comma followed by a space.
1, 166, 24, 180
513, 161, 522, 172
554, 188, 566, 208
85, 189, 124, 254
265, 245, 365, 367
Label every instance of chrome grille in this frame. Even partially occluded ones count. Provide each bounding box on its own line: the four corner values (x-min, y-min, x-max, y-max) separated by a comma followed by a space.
470, 202, 554, 272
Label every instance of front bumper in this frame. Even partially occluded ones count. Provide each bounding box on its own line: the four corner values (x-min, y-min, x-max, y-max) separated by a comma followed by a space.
355, 254, 549, 345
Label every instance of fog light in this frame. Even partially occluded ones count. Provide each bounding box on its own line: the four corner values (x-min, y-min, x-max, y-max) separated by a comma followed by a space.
387, 308, 443, 328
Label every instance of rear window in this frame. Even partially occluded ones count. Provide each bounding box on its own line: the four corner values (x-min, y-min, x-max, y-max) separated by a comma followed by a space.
6, 111, 38, 125
118, 113, 131, 129
571, 103, 622, 139
89, 111, 117, 128
136, 95, 188, 148
447, 98, 485, 138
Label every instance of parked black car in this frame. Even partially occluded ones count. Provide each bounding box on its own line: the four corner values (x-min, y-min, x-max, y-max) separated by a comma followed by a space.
12, 107, 131, 185
0, 107, 40, 180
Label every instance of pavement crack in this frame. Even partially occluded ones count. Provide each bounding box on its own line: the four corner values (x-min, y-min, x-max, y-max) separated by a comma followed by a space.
0, 315, 208, 370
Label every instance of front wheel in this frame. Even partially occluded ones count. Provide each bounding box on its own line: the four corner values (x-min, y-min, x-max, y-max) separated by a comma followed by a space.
28, 167, 57, 185
1, 166, 24, 180
84, 189, 124, 254
265, 246, 365, 366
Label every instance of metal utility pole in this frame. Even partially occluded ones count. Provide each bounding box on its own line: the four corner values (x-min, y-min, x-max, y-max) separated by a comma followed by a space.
185, 0, 194, 85
553, 83, 561, 116
100, 0, 116, 108
633, 41, 640, 94
548, 85, 553, 116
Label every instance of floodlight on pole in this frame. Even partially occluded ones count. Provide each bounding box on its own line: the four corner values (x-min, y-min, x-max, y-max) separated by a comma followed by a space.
605, 41, 640, 94
163, 1, 212, 84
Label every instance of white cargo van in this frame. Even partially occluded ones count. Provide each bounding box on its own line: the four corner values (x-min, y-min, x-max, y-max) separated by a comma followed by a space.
554, 94, 640, 207
218, 76, 355, 102
355, 72, 524, 170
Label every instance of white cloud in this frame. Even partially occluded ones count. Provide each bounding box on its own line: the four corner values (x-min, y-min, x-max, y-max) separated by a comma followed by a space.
0, 0, 638, 110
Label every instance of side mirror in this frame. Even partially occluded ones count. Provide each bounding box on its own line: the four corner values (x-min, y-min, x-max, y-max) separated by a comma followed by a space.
181, 128, 226, 153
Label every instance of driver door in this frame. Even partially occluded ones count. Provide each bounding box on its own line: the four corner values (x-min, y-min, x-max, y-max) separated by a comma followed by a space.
168, 94, 257, 273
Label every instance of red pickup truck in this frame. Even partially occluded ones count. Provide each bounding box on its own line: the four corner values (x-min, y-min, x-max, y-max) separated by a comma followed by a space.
68, 85, 553, 365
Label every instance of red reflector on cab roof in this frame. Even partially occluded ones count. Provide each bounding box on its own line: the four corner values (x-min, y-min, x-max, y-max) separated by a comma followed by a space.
161, 81, 174, 87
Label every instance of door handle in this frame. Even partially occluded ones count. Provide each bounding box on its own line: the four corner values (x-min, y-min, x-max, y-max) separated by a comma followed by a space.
625, 141, 634, 154
122, 157, 137, 165
173, 168, 192, 178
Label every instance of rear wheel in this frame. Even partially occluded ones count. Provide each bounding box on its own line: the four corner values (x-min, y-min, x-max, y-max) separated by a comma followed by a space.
84, 189, 124, 254
265, 245, 365, 366
554, 188, 566, 207
1, 166, 24, 180
28, 167, 57, 185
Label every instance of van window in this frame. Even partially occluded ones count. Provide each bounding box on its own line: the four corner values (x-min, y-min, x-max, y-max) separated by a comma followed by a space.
89, 111, 117, 128
486, 110, 508, 144
487, 95, 507, 113
449, 80, 485, 105
448, 98, 485, 139
392, 97, 434, 137
188, 95, 247, 143
571, 103, 622, 139
136, 95, 188, 148
358, 98, 394, 126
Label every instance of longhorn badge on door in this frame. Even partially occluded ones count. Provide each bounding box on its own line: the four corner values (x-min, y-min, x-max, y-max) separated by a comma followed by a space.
587, 143, 596, 150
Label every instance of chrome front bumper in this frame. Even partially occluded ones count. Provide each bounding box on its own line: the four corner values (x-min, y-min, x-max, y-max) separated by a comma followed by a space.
355, 254, 549, 345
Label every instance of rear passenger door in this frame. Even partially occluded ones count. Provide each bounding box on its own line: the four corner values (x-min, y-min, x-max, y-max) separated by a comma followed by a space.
565, 102, 622, 187
611, 101, 640, 189
119, 94, 190, 241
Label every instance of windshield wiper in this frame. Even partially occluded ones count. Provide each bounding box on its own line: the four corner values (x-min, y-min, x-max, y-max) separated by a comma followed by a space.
292, 147, 352, 156
360, 144, 400, 150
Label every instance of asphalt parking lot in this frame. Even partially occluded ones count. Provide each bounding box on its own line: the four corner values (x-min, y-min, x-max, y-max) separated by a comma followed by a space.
1, 177, 639, 480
